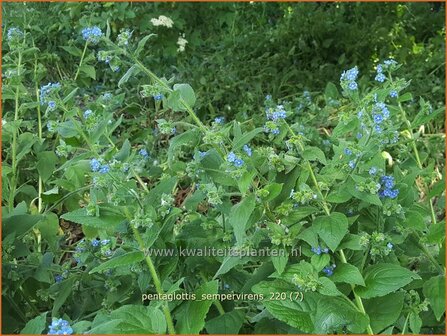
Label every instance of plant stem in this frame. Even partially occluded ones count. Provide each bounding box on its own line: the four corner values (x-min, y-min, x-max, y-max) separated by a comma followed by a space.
9, 48, 23, 212
339, 250, 374, 335
200, 272, 225, 315
34, 57, 43, 213
401, 314, 410, 334
74, 41, 88, 81
131, 225, 176, 334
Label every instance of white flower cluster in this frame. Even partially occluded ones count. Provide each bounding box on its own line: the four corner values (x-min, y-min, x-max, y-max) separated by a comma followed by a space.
150, 15, 174, 28
177, 34, 188, 52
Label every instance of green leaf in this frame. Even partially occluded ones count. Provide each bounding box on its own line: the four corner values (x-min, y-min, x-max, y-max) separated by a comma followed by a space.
363, 292, 404, 333
272, 251, 289, 275
324, 82, 339, 100
205, 310, 245, 334
252, 280, 315, 332
118, 65, 140, 88
347, 177, 382, 206
168, 129, 200, 166
213, 256, 250, 279
331, 263, 365, 286
61, 45, 83, 56
17, 133, 37, 163
60, 208, 126, 230
52, 277, 76, 316
36, 151, 58, 182
357, 263, 421, 299
310, 253, 330, 272
262, 183, 283, 202
2, 214, 44, 237
169, 83, 196, 110
313, 212, 348, 251
232, 127, 264, 149
21, 312, 47, 334
90, 251, 145, 274
318, 277, 343, 296
302, 146, 327, 165
409, 312, 422, 334
80, 64, 96, 80
176, 280, 218, 334
88, 320, 123, 334
115, 139, 131, 161
405, 210, 426, 231
314, 296, 369, 333
110, 305, 166, 334
134, 34, 157, 57
422, 275, 445, 321
228, 195, 256, 243
237, 170, 256, 195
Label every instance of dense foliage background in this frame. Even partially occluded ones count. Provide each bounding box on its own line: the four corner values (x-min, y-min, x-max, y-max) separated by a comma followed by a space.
2, 2, 446, 335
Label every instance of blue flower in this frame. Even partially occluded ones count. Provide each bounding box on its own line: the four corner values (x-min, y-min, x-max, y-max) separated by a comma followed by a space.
7, 27, 24, 42
387, 242, 393, 249
48, 318, 73, 335
243, 144, 252, 157
99, 165, 110, 174
84, 109, 93, 119
227, 152, 236, 163
234, 158, 244, 167
381, 175, 395, 189
153, 93, 163, 101
390, 90, 398, 98
377, 64, 383, 73
139, 148, 149, 159
369, 167, 377, 175
198, 151, 207, 159
81, 26, 103, 44
374, 125, 383, 134
265, 94, 272, 101
341, 66, 359, 81
356, 133, 363, 139
384, 59, 397, 66
348, 160, 356, 169
90, 159, 101, 172
311, 246, 329, 255
375, 73, 386, 83
323, 264, 336, 277
91, 239, 100, 247
348, 81, 358, 90
55, 275, 64, 283
101, 239, 110, 246
102, 92, 112, 100
271, 128, 280, 135
214, 117, 225, 124
40, 82, 61, 105
373, 113, 384, 124
344, 148, 352, 156
48, 101, 56, 111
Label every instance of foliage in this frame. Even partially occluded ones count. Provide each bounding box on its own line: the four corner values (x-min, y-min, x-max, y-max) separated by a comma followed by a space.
2, 2, 445, 335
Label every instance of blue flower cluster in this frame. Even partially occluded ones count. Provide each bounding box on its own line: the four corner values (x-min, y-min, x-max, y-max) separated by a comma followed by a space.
153, 93, 163, 101
375, 59, 398, 83
81, 26, 103, 44
40, 82, 61, 107
263, 99, 287, 135
372, 102, 390, 134
7, 27, 24, 42
340, 66, 359, 91
214, 116, 225, 124
90, 159, 110, 174
266, 104, 287, 121
323, 264, 336, 276
139, 148, 149, 159
243, 144, 252, 157
83, 109, 93, 119
390, 90, 398, 98
311, 246, 329, 255
227, 152, 244, 168
369, 166, 378, 175
48, 318, 73, 335
379, 175, 399, 199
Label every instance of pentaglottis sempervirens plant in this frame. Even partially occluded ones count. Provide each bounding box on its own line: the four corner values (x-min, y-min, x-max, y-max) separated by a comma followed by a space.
2, 10, 445, 336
